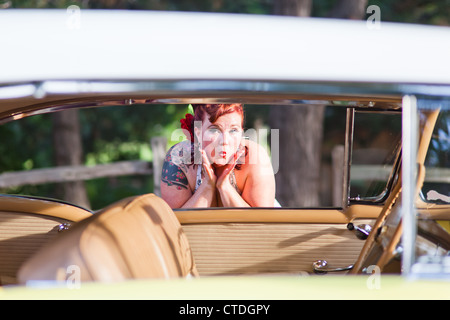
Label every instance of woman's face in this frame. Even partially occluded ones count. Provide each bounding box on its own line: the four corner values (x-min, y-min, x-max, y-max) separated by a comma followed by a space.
196, 112, 243, 166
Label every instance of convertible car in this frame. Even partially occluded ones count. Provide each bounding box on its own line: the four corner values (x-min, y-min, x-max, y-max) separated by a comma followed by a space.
0, 9, 449, 300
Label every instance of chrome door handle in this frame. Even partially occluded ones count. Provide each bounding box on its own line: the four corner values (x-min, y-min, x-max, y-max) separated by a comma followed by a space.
347, 223, 372, 240
312, 260, 354, 274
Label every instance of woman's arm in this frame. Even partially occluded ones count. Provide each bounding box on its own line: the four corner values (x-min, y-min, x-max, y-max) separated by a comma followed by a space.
176, 182, 215, 208
217, 181, 250, 207
161, 148, 216, 209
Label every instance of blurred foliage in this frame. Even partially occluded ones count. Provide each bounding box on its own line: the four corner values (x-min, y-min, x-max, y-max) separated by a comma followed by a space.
0, 114, 53, 171
80, 104, 188, 209
6, 0, 450, 25
0, 114, 55, 199
1, 0, 449, 209
80, 104, 187, 164
368, 0, 450, 26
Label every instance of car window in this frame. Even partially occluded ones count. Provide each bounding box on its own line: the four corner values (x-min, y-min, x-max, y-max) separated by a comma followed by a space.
421, 109, 450, 204
246, 104, 347, 208
0, 103, 350, 209
165, 104, 347, 208
349, 111, 401, 202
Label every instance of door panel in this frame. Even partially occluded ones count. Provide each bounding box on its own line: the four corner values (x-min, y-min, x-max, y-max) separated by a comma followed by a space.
0, 196, 91, 285
178, 208, 375, 275
0, 212, 72, 284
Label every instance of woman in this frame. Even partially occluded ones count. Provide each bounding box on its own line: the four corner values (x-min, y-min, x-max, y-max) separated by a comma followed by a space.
161, 104, 275, 208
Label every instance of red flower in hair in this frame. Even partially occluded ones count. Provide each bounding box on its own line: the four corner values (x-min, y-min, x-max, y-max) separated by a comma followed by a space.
180, 113, 194, 142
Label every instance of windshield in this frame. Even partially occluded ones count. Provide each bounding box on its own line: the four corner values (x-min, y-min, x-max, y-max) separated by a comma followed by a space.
411, 103, 450, 278
421, 110, 450, 205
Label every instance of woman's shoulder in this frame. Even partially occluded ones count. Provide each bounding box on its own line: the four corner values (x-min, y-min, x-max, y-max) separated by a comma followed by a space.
165, 140, 192, 167
242, 139, 271, 160
238, 139, 273, 175
243, 138, 263, 150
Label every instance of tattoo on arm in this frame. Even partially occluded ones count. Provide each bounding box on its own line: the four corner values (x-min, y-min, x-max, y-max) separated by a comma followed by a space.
161, 150, 189, 190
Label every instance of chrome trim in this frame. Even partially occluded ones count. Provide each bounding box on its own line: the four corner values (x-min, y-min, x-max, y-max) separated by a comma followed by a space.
416, 97, 450, 110
4, 79, 438, 124
402, 95, 418, 277
343, 108, 355, 208
312, 260, 354, 274
57, 223, 72, 232
1, 80, 450, 99
0, 84, 36, 99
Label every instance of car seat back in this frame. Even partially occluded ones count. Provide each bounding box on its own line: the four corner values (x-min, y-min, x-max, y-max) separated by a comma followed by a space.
18, 194, 197, 283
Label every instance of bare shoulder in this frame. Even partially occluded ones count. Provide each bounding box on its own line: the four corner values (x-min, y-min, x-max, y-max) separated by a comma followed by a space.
239, 139, 275, 206
241, 139, 272, 167
165, 141, 192, 167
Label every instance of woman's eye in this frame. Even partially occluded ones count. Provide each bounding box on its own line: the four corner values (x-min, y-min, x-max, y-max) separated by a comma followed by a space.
207, 128, 220, 134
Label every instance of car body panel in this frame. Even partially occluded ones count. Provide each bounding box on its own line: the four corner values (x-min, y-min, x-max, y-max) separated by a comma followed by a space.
176, 205, 383, 224
1, 10, 450, 85
0, 195, 92, 221
1, 9, 450, 122
1, 275, 449, 300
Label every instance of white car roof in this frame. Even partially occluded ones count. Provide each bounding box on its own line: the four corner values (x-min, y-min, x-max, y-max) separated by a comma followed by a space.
1, 9, 450, 85
0, 9, 449, 121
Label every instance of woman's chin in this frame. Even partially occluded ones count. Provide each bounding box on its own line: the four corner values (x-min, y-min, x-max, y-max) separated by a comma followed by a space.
211, 157, 232, 167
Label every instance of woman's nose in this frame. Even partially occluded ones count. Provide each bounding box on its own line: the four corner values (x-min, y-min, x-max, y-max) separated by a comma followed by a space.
220, 132, 229, 145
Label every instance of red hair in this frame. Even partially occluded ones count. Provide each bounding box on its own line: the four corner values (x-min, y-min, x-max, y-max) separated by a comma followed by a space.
180, 104, 246, 168
181, 104, 244, 142
193, 104, 244, 127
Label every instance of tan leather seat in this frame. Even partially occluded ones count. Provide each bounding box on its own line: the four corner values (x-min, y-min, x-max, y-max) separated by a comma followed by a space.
18, 194, 197, 283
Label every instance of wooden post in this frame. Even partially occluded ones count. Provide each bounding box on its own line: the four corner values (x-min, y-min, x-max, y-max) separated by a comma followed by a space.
151, 137, 167, 196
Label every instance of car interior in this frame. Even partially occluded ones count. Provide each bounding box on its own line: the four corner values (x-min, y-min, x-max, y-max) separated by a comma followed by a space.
0, 87, 449, 286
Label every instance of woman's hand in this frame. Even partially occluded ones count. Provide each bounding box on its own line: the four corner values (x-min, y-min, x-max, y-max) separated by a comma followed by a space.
216, 146, 246, 191
200, 150, 216, 191
215, 146, 249, 207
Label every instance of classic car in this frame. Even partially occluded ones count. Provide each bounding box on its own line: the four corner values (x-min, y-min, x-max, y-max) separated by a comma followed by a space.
0, 9, 449, 301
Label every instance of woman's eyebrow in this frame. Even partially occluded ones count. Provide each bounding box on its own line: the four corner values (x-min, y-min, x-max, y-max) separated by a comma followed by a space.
208, 123, 241, 129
